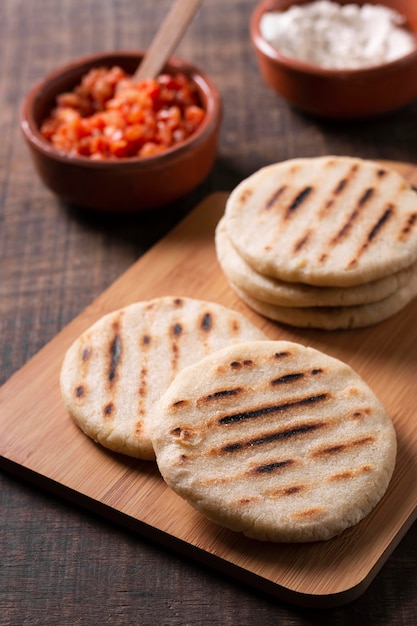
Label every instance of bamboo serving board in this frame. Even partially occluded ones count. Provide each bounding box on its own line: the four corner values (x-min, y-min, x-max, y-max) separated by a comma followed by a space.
1, 161, 417, 608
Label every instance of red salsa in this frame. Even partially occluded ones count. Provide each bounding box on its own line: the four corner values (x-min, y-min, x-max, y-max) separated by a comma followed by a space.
40, 66, 206, 159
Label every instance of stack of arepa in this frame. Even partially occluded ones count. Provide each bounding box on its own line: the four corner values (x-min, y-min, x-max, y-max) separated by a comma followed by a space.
216, 156, 417, 329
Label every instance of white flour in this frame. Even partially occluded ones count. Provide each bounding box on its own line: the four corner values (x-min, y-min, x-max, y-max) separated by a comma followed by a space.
260, 1, 416, 69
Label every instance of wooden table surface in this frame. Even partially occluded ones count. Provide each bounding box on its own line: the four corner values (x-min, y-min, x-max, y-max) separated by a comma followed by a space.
1, 1, 417, 624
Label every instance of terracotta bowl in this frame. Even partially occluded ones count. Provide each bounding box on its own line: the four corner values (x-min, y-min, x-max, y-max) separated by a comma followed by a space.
250, 0, 417, 119
21, 51, 222, 211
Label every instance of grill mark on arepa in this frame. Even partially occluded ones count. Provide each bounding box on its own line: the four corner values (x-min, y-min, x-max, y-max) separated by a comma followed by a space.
271, 367, 323, 386
199, 312, 214, 355
285, 186, 313, 218
234, 492, 311, 506
312, 435, 375, 459
367, 205, 394, 241
264, 185, 287, 210
221, 419, 327, 453
108, 329, 122, 385
82, 347, 92, 361
201, 312, 213, 331
229, 359, 254, 369
293, 231, 311, 253
350, 408, 372, 420
239, 188, 253, 207
292, 507, 324, 520
272, 372, 304, 385
201, 459, 300, 488
172, 323, 182, 336
218, 392, 329, 425
251, 459, 295, 474
398, 212, 417, 242
329, 464, 373, 482
201, 387, 243, 402
214, 358, 253, 377
317, 163, 359, 219
237, 497, 260, 506
103, 402, 114, 417
334, 178, 348, 195
229, 318, 241, 335
170, 322, 183, 374
75, 345, 93, 399
75, 384, 85, 399
172, 399, 189, 407
318, 178, 347, 218
274, 350, 291, 359
135, 333, 152, 434
331, 187, 374, 246
269, 484, 305, 498
346, 205, 394, 269
288, 166, 358, 250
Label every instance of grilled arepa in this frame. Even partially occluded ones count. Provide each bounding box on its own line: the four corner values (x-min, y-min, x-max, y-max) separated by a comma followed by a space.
216, 215, 417, 308
224, 156, 417, 287
231, 277, 417, 330
152, 340, 397, 542
60, 297, 267, 460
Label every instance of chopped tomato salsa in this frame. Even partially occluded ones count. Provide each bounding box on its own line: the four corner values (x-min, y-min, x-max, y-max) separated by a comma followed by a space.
40, 66, 206, 159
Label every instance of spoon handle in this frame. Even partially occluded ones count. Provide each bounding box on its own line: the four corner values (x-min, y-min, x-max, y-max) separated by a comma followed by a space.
133, 0, 203, 82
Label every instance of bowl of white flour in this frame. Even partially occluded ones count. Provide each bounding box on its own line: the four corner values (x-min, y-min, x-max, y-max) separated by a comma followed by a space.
250, 0, 417, 118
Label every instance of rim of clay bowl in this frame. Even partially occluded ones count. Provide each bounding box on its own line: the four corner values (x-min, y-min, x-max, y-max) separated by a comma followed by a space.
20, 50, 222, 169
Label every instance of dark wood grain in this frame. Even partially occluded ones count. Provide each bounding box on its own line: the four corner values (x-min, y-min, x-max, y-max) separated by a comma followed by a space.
1, 0, 416, 623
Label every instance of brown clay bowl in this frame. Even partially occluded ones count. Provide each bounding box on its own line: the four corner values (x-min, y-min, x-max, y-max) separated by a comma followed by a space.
21, 51, 222, 212
250, 0, 417, 119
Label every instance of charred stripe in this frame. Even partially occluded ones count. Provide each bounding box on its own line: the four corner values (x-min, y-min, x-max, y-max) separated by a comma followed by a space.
334, 178, 348, 194
318, 163, 359, 219
103, 402, 114, 417
75, 384, 85, 398
108, 333, 121, 384
312, 435, 375, 458
347, 204, 394, 269
332, 187, 374, 244
329, 464, 373, 482
271, 372, 304, 385
201, 312, 213, 331
264, 185, 286, 210
271, 368, 323, 385
286, 186, 313, 217
203, 387, 243, 402
274, 351, 291, 359
368, 205, 394, 241
252, 459, 294, 474
293, 231, 310, 253
221, 420, 326, 453
219, 392, 329, 425
292, 507, 323, 520
82, 347, 92, 361
399, 212, 417, 241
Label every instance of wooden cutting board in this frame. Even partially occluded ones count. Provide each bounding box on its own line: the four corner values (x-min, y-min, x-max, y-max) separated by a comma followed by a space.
1, 161, 417, 608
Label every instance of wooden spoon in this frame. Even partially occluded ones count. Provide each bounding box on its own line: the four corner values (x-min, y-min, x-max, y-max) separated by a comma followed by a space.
133, 0, 203, 82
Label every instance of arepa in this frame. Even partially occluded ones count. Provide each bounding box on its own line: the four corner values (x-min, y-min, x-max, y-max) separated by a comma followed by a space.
215, 215, 417, 308
230, 275, 417, 330
60, 297, 267, 459
224, 156, 417, 287
152, 340, 397, 542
